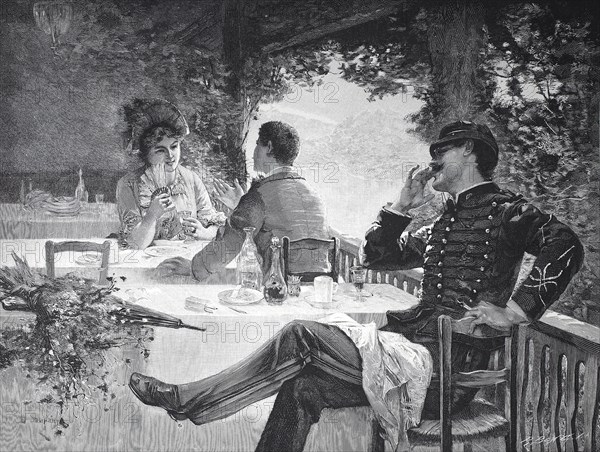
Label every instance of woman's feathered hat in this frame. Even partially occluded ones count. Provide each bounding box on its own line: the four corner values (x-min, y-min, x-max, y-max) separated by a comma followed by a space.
122, 98, 190, 152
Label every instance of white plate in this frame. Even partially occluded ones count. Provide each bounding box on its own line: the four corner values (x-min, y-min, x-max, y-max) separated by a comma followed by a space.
303, 294, 342, 309
75, 253, 102, 266
45, 210, 80, 217
144, 246, 186, 258
153, 240, 186, 247
218, 288, 263, 306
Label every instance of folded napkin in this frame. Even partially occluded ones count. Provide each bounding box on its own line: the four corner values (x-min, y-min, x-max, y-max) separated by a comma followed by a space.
319, 313, 433, 452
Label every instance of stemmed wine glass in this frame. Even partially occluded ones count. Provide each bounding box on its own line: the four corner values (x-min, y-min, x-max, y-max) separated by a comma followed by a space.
350, 265, 369, 302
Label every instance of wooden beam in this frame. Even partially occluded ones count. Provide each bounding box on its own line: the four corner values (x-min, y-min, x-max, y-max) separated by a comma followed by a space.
261, 4, 401, 54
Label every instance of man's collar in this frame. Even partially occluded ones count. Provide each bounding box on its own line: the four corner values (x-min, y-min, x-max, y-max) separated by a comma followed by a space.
261, 165, 295, 179
448, 181, 498, 206
251, 166, 303, 188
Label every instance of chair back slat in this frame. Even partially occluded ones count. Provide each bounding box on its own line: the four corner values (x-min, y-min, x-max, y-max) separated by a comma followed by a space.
452, 369, 508, 388
430, 368, 508, 389
282, 236, 340, 282
52, 241, 108, 254
45, 240, 111, 285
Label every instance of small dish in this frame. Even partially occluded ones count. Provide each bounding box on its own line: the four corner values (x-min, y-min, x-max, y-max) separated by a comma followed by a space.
303, 294, 342, 310
218, 288, 263, 306
185, 296, 217, 313
144, 246, 186, 258
75, 253, 102, 266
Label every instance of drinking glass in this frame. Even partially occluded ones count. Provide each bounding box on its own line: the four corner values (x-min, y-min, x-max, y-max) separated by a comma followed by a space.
93, 193, 104, 214
177, 209, 192, 237
287, 275, 302, 297
314, 276, 335, 304
350, 266, 369, 302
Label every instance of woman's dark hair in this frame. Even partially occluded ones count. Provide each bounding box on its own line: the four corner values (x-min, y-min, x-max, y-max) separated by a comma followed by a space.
138, 123, 184, 165
122, 98, 189, 165
258, 121, 300, 165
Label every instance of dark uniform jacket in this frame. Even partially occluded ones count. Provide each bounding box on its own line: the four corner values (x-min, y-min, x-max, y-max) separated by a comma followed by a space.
362, 182, 584, 349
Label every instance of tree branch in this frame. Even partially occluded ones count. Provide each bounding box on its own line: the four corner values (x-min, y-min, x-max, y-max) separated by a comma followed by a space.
484, 70, 511, 78
261, 4, 402, 54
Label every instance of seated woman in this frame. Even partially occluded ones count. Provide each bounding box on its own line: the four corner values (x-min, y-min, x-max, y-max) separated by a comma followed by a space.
116, 99, 226, 249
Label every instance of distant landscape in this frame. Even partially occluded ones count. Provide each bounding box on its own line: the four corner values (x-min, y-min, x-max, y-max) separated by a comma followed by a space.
248, 88, 441, 239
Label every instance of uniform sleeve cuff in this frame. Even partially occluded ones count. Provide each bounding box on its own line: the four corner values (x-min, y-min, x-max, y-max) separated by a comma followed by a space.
383, 203, 412, 218
378, 204, 413, 234
510, 290, 544, 321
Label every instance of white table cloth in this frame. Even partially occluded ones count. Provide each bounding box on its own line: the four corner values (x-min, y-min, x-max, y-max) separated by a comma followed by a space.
0, 203, 120, 239
0, 282, 419, 452
0, 238, 236, 284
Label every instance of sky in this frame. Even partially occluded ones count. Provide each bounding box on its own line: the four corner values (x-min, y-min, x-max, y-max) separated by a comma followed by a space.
246, 65, 429, 238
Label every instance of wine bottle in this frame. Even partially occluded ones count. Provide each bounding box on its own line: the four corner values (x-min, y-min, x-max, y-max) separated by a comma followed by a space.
74, 168, 86, 201
263, 237, 287, 304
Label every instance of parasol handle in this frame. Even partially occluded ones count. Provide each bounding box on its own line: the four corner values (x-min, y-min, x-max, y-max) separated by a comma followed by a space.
177, 322, 206, 332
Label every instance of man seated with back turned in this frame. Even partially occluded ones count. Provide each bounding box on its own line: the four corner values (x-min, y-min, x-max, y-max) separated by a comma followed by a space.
157, 121, 331, 280
131, 121, 583, 452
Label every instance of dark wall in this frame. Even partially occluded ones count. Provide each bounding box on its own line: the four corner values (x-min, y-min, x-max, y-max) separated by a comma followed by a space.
0, 0, 222, 185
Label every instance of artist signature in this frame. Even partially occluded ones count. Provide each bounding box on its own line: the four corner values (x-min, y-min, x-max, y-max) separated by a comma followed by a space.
522, 432, 587, 447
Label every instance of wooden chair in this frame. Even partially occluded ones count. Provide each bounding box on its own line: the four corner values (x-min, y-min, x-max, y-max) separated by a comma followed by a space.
371, 315, 517, 451
282, 236, 340, 282
45, 240, 111, 285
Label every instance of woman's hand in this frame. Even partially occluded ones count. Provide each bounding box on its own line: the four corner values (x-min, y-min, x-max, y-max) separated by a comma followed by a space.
390, 165, 435, 214
147, 193, 175, 220
180, 217, 204, 240
213, 178, 245, 211
179, 217, 218, 241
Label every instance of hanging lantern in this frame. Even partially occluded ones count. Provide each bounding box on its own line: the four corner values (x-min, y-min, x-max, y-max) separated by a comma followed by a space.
33, 2, 73, 47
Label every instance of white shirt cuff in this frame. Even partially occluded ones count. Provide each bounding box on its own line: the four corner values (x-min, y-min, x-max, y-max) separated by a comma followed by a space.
507, 299, 530, 322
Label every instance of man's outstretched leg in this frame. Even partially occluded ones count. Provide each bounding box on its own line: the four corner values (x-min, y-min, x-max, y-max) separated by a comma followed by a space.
129, 320, 364, 426
256, 366, 370, 452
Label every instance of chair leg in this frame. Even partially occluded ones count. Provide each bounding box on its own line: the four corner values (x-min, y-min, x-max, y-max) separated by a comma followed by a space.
45, 241, 55, 279
369, 417, 385, 452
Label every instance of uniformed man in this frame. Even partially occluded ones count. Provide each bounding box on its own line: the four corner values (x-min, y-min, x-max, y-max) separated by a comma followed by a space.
128, 121, 584, 452
361, 120, 584, 416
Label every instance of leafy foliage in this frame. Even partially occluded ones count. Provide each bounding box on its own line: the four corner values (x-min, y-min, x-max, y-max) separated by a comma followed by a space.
286, 2, 599, 322
2, 0, 596, 321
485, 4, 599, 320
0, 254, 153, 434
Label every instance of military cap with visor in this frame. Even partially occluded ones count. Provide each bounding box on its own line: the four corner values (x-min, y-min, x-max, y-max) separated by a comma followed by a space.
429, 120, 499, 163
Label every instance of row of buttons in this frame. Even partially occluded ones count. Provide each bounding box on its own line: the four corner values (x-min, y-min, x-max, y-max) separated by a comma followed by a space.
429, 201, 500, 300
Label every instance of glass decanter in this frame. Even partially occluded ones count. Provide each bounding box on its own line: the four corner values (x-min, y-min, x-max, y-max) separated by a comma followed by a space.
236, 227, 263, 290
